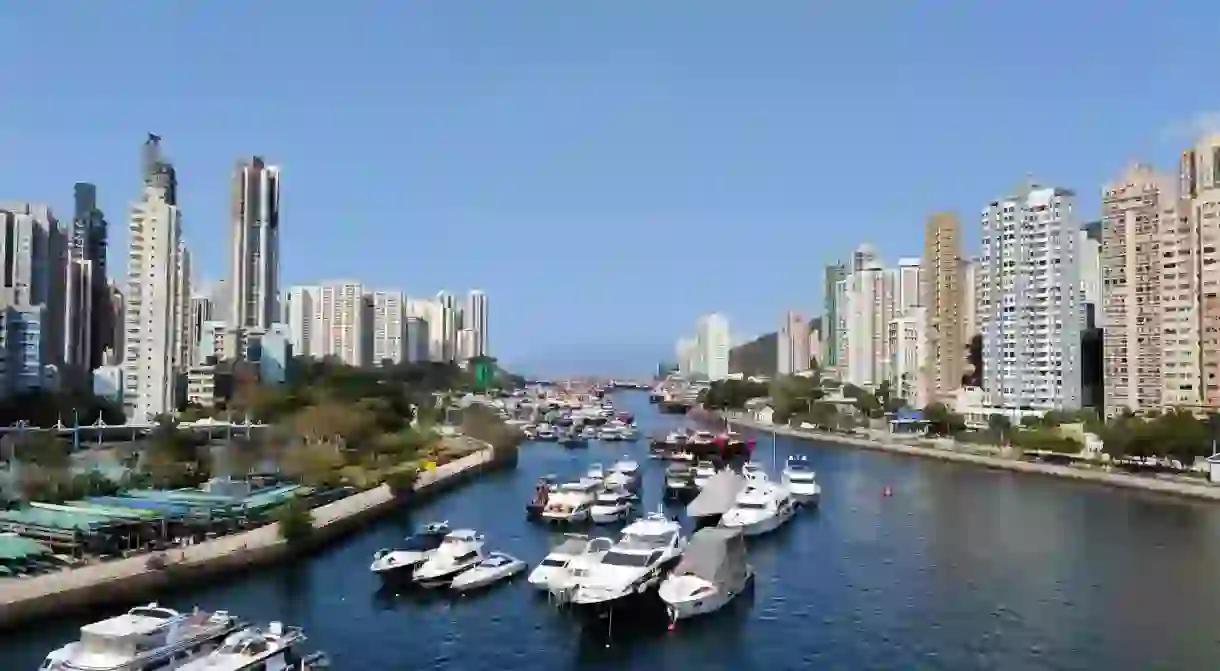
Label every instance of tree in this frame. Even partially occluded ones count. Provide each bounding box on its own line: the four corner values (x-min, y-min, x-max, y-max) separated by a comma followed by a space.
921, 402, 963, 436
281, 441, 346, 487
273, 497, 314, 544
19, 432, 71, 470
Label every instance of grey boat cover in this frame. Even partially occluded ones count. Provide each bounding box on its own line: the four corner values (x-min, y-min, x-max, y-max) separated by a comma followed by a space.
671, 527, 750, 592
686, 470, 746, 518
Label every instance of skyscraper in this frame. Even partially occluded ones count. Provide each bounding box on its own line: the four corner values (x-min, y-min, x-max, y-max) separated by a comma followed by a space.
822, 263, 846, 370
229, 157, 280, 330
777, 311, 810, 375
371, 290, 406, 365
0, 202, 66, 396
285, 285, 320, 358
317, 281, 367, 366
921, 213, 965, 405
696, 313, 731, 381
978, 182, 1081, 410
70, 182, 110, 370
1183, 134, 1220, 409
123, 134, 191, 420
189, 294, 214, 365
844, 243, 893, 388
436, 291, 458, 362
464, 289, 489, 357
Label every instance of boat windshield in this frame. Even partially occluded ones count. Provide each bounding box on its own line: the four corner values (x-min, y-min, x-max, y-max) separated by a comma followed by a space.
736, 501, 768, 510
596, 494, 624, 504
786, 472, 815, 482
539, 558, 567, 567
619, 530, 676, 550
601, 551, 658, 567
402, 535, 445, 551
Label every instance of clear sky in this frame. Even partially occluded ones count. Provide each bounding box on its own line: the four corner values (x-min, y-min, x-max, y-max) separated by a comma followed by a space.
2, 2, 1218, 377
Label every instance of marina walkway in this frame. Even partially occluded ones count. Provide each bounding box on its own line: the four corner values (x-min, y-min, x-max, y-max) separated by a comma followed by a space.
0, 444, 494, 611
726, 413, 1220, 502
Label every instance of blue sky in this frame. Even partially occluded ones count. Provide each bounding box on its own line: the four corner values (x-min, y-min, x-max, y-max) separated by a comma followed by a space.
1, 2, 1217, 377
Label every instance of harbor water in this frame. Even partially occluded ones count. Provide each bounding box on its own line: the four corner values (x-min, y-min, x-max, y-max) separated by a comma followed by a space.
5, 391, 1220, 669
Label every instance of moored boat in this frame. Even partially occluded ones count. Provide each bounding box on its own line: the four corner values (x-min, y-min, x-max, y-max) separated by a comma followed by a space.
40, 604, 244, 671
782, 455, 821, 505
176, 621, 329, 671
413, 529, 486, 586
370, 521, 451, 578
564, 511, 687, 621
450, 552, 527, 592
719, 470, 797, 537
659, 527, 753, 622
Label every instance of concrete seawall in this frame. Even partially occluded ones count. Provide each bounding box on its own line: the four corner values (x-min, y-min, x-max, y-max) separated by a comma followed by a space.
726, 414, 1220, 503
0, 442, 509, 630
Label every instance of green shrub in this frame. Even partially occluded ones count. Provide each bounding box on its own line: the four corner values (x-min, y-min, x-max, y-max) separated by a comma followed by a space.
273, 497, 314, 544
384, 467, 420, 496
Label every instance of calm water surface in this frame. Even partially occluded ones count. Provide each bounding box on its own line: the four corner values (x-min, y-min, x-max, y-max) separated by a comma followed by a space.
5, 391, 1220, 670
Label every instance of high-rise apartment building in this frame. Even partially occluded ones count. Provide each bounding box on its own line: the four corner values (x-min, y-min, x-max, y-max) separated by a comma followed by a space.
675, 337, 697, 376
371, 290, 406, 365
123, 135, 191, 421
435, 291, 458, 362
1182, 134, 1220, 408
63, 257, 93, 371
844, 244, 893, 388
696, 313, 731, 381
464, 290, 489, 357
978, 182, 1081, 410
229, 157, 281, 331
777, 311, 811, 375
317, 281, 367, 366
889, 306, 926, 407
822, 263, 846, 371
1079, 221, 1102, 327
893, 258, 923, 314
405, 316, 430, 363
1100, 166, 1178, 415
0, 201, 67, 397
189, 295, 214, 365
920, 213, 965, 404
70, 182, 110, 370
285, 285, 320, 358
961, 258, 978, 342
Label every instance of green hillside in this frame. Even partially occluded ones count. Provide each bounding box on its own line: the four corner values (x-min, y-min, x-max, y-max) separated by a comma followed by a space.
729, 317, 821, 376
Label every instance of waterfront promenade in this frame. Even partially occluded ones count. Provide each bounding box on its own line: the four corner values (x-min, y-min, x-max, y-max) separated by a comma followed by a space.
725, 412, 1220, 503
0, 438, 500, 629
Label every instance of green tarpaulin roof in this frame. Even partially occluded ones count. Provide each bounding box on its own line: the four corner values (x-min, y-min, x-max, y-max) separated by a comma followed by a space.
0, 535, 51, 561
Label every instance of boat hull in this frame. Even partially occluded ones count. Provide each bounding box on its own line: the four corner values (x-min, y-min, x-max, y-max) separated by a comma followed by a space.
721, 505, 796, 537
787, 487, 820, 505
568, 583, 667, 623
414, 561, 481, 587
542, 510, 590, 524
663, 569, 754, 621
590, 506, 630, 524
451, 564, 524, 592
370, 556, 428, 580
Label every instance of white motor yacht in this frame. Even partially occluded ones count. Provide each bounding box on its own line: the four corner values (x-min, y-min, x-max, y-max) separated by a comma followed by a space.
659, 527, 753, 622
782, 455, 821, 505
541, 479, 600, 523
40, 604, 242, 671
528, 534, 594, 590
598, 425, 623, 441
590, 488, 635, 524
538, 537, 615, 597
689, 431, 716, 448
175, 622, 328, 671
369, 521, 450, 578
567, 512, 687, 619
692, 460, 717, 489
535, 424, 557, 441
450, 552, 526, 592
719, 471, 797, 537
604, 457, 641, 491
413, 529, 486, 586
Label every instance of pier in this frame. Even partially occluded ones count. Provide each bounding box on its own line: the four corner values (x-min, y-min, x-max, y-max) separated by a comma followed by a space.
0, 437, 507, 630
